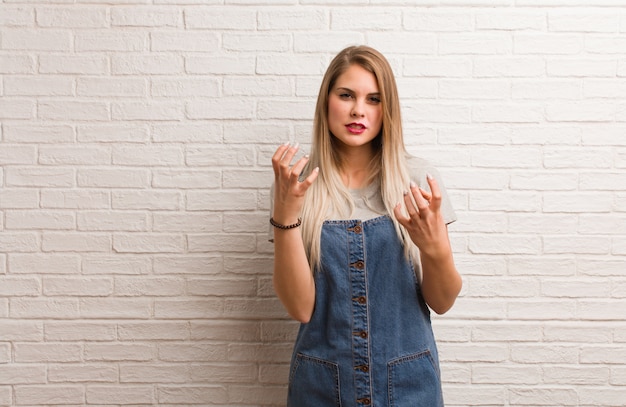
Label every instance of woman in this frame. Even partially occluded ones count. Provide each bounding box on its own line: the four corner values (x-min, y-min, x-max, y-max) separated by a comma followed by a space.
270, 45, 462, 407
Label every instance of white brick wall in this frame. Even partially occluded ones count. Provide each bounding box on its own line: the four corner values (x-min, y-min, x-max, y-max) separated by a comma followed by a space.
1, 1, 625, 406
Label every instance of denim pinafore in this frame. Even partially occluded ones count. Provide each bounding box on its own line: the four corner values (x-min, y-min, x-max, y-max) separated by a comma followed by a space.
287, 215, 444, 407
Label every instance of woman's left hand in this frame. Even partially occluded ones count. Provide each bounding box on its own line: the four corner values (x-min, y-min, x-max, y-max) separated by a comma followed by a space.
393, 175, 451, 258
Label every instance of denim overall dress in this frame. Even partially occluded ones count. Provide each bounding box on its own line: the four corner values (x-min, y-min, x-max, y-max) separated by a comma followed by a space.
287, 215, 444, 407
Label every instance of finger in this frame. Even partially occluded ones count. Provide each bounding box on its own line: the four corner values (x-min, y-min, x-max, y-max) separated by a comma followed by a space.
426, 174, 442, 210
403, 191, 419, 218
419, 188, 432, 202
271, 142, 291, 175
393, 202, 410, 227
289, 154, 310, 183
299, 166, 320, 190
410, 182, 429, 212
280, 142, 299, 165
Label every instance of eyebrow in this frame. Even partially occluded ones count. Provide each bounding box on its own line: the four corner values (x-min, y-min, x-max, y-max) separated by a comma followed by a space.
335, 87, 380, 96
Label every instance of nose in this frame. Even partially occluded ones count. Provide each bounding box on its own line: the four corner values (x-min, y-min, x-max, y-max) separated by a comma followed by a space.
351, 101, 365, 117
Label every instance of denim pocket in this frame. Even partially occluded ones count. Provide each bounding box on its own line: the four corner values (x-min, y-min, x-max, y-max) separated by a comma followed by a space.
388, 350, 443, 407
288, 353, 341, 407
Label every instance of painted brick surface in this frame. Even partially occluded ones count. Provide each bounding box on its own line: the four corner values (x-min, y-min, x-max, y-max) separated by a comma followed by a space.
1, 2, 625, 406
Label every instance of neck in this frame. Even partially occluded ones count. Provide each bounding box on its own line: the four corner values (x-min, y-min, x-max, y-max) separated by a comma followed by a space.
338, 146, 376, 189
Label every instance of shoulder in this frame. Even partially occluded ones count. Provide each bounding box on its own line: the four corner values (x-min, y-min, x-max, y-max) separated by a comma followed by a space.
406, 155, 440, 185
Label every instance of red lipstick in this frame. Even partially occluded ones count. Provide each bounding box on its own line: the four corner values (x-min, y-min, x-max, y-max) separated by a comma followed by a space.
346, 122, 367, 134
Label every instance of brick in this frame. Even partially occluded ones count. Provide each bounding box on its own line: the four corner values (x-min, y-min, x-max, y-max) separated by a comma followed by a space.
188, 233, 256, 253
186, 190, 257, 211
439, 79, 510, 100
84, 344, 154, 362
154, 255, 223, 274
39, 145, 111, 165
154, 298, 224, 319
114, 276, 185, 296
512, 79, 581, 99
14, 385, 84, 405
75, 31, 146, 52
187, 98, 255, 120
186, 145, 254, 166
5, 76, 73, 96
473, 56, 545, 78
113, 233, 184, 254
78, 124, 150, 143
515, 33, 582, 54
77, 77, 147, 97
151, 77, 219, 97
45, 322, 117, 341
548, 58, 617, 77
80, 298, 152, 319
0, 233, 39, 253
38, 100, 109, 121
153, 169, 220, 189
546, 101, 616, 122
48, 364, 118, 383
509, 388, 578, 406
2, 29, 71, 51
186, 55, 255, 75
10, 298, 79, 319
42, 232, 111, 253
0, 145, 36, 165
41, 189, 110, 209
118, 322, 190, 341
112, 55, 183, 75
14, 343, 82, 363
0, 365, 46, 385
151, 31, 218, 52
120, 364, 191, 383
184, 7, 256, 30
152, 123, 222, 143
153, 212, 222, 233
78, 168, 150, 188
82, 255, 151, 275
78, 211, 149, 232
0, 99, 35, 119
157, 386, 228, 404
0, 55, 34, 74
473, 365, 541, 384
508, 301, 577, 321
544, 323, 611, 343
111, 7, 181, 27
190, 363, 257, 383
39, 55, 108, 75
223, 33, 290, 52
0, 276, 40, 296
43, 276, 113, 296
0, 189, 39, 209
439, 33, 511, 55
86, 386, 155, 405
9, 254, 80, 274
112, 101, 185, 121
112, 190, 182, 210
0, 321, 43, 341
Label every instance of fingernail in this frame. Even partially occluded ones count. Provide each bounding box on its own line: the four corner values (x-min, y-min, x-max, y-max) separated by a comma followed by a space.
426, 173, 433, 180
410, 181, 417, 188
293, 142, 300, 149
284, 141, 290, 146
403, 190, 408, 196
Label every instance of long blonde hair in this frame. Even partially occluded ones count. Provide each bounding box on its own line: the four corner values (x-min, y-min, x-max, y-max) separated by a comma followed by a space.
301, 45, 417, 270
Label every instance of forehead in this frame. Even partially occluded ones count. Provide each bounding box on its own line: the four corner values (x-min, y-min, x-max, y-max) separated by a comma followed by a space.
333, 64, 379, 92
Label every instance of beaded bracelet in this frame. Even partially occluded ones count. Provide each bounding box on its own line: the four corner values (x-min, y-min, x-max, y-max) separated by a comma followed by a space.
270, 217, 302, 230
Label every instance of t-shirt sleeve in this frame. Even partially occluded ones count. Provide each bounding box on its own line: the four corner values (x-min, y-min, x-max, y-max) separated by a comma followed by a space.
407, 156, 457, 225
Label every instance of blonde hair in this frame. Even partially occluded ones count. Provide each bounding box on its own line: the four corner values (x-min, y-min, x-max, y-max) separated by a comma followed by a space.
299, 46, 418, 271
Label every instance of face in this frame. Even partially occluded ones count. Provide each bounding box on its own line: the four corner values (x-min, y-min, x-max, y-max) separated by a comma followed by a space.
327, 64, 383, 154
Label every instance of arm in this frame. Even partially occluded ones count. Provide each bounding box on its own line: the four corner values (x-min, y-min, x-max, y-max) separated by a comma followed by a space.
271, 143, 319, 323
393, 175, 462, 314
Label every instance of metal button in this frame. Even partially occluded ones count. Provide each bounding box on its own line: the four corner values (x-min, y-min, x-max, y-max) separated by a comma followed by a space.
353, 296, 366, 304
354, 364, 369, 372
357, 397, 371, 405
353, 260, 364, 269
354, 331, 367, 339
353, 225, 362, 233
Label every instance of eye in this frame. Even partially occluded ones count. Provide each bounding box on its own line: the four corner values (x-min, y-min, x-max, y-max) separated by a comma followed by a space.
369, 96, 381, 104
339, 93, 353, 99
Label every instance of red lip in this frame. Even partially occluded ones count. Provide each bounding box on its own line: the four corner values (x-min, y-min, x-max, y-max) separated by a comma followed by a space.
346, 122, 367, 134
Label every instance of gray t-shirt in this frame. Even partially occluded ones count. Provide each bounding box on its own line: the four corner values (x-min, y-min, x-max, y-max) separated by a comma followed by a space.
268, 156, 456, 241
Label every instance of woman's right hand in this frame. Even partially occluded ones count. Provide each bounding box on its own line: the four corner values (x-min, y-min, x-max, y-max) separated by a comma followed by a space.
271, 142, 319, 224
